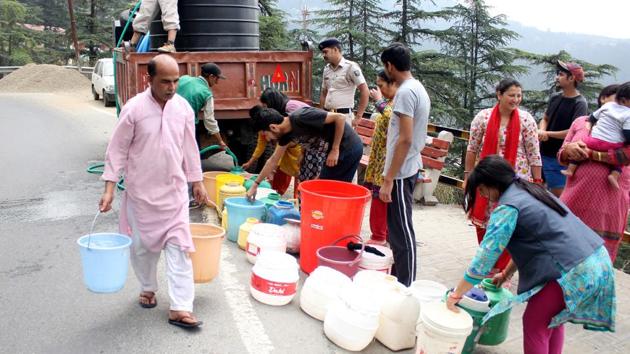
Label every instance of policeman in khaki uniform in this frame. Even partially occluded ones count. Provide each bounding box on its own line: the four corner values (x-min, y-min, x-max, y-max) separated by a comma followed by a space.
319, 38, 370, 128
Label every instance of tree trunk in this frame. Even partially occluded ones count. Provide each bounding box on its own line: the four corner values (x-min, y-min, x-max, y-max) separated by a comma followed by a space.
401, 0, 408, 44
348, 0, 354, 59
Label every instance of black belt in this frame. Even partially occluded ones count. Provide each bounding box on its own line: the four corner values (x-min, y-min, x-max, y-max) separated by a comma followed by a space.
327, 108, 352, 114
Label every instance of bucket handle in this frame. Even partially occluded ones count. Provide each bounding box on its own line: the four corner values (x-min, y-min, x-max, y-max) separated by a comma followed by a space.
86, 209, 119, 250
330, 235, 365, 266
86, 210, 101, 250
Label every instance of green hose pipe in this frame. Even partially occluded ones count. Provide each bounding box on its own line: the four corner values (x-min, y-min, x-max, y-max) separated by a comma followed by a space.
198, 145, 239, 167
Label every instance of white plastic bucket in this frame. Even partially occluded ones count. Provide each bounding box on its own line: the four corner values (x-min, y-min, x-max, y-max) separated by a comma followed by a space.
250, 251, 299, 306
324, 284, 381, 352
299, 266, 352, 321
246, 223, 287, 264
357, 244, 394, 274
411, 279, 448, 307
416, 302, 473, 354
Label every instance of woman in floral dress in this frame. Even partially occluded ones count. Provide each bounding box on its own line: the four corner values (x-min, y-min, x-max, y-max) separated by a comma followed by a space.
464, 78, 542, 273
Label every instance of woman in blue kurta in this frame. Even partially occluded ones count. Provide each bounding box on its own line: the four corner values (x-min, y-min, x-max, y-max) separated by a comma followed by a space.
447, 155, 615, 354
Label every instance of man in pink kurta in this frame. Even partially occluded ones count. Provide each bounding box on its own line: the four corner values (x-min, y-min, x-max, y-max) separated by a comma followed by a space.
99, 55, 208, 329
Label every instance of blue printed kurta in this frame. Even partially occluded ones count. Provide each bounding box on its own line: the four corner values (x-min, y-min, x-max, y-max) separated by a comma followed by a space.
464, 205, 616, 331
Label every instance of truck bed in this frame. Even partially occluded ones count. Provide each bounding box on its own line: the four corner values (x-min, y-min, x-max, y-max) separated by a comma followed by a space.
114, 49, 313, 119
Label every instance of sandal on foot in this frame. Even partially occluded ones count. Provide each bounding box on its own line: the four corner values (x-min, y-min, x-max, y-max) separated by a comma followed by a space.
139, 293, 157, 309
168, 315, 203, 329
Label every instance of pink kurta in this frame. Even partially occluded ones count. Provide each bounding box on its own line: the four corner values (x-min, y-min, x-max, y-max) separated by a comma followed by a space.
102, 88, 203, 253
559, 116, 630, 261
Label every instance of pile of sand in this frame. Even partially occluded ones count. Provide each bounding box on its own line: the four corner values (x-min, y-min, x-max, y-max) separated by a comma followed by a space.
0, 64, 91, 93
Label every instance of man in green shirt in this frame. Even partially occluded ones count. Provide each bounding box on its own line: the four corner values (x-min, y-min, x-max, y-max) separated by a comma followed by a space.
177, 63, 227, 152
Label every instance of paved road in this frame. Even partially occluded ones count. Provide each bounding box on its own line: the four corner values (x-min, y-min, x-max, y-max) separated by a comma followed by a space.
0, 93, 403, 354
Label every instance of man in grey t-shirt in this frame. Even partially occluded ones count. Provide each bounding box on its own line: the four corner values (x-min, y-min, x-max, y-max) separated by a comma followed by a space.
380, 42, 431, 286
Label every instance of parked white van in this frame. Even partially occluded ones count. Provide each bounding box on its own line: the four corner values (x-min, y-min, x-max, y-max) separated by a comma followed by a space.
91, 58, 115, 107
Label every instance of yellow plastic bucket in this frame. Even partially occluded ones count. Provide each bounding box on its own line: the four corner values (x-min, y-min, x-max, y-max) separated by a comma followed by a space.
190, 223, 225, 283
202, 171, 224, 208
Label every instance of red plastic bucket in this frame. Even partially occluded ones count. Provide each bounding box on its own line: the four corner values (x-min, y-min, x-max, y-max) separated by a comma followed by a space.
317, 236, 364, 278
298, 180, 370, 274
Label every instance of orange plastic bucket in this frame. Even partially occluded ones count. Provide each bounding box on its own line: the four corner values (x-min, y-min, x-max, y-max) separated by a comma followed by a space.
298, 180, 370, 274
202, 171, 224, 207
190, 223, 225, 283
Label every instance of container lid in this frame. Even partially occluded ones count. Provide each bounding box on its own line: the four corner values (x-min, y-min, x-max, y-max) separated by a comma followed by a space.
480, 278, 514, 302
458, 288, 491, 313
420, 302, 473, 335
245, 217, 260, 224
274, 200, 294, 209
339, 284, 381, 316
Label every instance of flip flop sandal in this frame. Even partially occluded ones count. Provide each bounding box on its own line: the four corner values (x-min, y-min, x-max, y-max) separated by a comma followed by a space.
168, 316, 203, 329
139, 294, 157, 309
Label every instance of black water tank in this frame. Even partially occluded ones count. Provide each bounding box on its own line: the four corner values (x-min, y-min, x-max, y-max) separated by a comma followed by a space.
150, 0, 259, 51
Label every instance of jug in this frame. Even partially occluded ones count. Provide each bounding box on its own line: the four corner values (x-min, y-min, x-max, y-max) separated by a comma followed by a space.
267, 200, 300, 226
218, 181, 246, 214
478, 278, 514, 345
238, 217, 260, 250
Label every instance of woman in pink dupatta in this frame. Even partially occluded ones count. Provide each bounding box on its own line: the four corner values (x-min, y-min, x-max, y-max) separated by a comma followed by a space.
559, 84, 629, 261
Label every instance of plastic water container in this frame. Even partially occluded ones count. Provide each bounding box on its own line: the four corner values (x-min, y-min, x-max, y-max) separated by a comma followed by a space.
457, 287, 491, 354
357, 244, 394, 274
376, 280, 420, 351
478, 278, 514, 346
324, 283, 381, 352
267, 200, 300, 226
281, 218, 301, 254
250, 251, 299, 306
299, 266, 352, 321
215, 173, 245, 211
416, 302, 473, 354
410, 279, 448, 308
237, 217, 260, 250
246, 223, 287, 264
202, 171, 224, 207
224, 197, 266, 243
298, 180, 370, 274
77, 233, 132, 293
189, 223, 225, 283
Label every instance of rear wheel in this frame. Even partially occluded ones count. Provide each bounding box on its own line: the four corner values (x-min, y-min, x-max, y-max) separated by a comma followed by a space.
92, 85, 99, 100
103, 90, 111, 107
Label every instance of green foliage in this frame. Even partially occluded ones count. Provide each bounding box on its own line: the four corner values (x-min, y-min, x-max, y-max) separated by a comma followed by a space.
259, 14, 292, 51
440, 0, 528, 126
387, 0, 451, 46
514, 49, 618, 117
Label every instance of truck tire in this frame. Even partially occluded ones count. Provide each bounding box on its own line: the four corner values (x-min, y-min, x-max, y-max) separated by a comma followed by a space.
92, 85, 99, 100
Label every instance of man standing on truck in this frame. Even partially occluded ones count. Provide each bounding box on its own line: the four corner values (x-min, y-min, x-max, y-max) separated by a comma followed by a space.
177, 63, 228, 154
319, 38, 370, 128
126, 0, 179, 53
99, 54, 207, 329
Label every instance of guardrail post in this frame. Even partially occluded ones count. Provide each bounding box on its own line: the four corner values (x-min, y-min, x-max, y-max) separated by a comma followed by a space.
414, 130, 454, 206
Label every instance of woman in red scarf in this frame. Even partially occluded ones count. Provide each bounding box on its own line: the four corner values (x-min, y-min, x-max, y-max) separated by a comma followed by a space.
464, 79, 543, 274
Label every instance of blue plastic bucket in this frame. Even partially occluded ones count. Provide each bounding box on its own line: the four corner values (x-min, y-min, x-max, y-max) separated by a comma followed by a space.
224, 197, 266, 242
77, 233, 132, 293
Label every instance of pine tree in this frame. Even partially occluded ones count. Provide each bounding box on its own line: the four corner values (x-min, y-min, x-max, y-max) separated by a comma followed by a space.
440, 0, 527, 127
387, 0, 451, 46
514, 49, 617, 117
